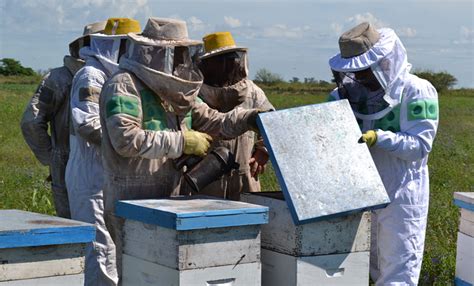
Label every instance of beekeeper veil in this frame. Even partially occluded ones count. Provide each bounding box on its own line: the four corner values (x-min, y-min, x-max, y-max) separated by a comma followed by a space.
329, 22, 411, 120
79, 18, 141, 76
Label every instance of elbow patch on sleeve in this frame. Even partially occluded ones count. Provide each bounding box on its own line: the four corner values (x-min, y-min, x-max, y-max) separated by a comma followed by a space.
106, 95, 140, 118
407, 99, 438, 121
79, 87, 101, 103
38, 85, 54, 104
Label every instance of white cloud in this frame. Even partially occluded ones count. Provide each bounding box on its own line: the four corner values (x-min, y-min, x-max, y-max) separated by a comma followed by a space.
459, 26, 474, 43
331, 23, 343, 35
346, 12, 387, 28
330, 12, 387, 36
224, 16, 242, 28
397, 27, 417, 38
262, 24, 304, 39
3, 0, 151, 34
187, 16, 206, 32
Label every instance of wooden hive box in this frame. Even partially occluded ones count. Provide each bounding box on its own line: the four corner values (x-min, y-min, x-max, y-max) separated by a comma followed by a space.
0, 210, 95, 285
453, 192, 474, 286
116, 196, 269, 286
241, 192, 370, 286
238, 101, 393, 286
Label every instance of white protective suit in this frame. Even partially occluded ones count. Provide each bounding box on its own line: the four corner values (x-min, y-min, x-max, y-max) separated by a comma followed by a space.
65, 34, 126, 286
329, 28, 439, 285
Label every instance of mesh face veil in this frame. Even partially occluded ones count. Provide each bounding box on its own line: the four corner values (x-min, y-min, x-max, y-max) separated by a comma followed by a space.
329, 28, 411, 120
333, 68, 389, 115
126, 40, 204, 81
198, 51, 248, 87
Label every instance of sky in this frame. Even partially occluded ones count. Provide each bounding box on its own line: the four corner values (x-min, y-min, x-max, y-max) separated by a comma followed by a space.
1, 0, 473, 88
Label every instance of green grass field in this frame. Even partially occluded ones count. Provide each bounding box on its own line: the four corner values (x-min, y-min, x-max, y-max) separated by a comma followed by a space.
1, 76, 472, 284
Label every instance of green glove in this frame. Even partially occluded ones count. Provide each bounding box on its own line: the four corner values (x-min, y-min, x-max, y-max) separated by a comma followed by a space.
359, 130, 377, 147
183, 130, 213, 157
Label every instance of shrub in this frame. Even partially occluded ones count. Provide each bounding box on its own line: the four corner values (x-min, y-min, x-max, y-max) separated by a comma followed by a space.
0, 58, 37, 76
254, 68, 284, 85
413, 70, 457, 92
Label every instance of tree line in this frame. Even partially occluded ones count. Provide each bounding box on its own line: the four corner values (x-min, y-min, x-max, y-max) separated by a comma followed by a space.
253, 68, 458, 92
0, 58, 459, 92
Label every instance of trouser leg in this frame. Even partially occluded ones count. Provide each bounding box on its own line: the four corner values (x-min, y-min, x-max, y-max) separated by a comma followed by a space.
51, 185, 71, 218
68, 188, 118, 286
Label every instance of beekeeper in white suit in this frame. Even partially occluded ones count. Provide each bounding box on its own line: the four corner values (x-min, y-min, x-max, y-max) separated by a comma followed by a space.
328, 22, 439, 285
65, 18, 141, 285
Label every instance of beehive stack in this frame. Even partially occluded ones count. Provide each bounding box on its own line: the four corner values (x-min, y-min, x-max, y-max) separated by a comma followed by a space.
0, 210, 95, 285
115, 196, 269, 286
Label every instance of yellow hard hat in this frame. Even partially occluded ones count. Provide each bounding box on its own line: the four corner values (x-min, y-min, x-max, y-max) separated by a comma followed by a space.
103, 18, 141, 35
200, 31, 247, 60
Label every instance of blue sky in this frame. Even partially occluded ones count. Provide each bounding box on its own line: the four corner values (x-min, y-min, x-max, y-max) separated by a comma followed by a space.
1, 0, 473, 87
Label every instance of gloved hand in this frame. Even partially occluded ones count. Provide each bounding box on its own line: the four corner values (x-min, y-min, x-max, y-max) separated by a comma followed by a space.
249, 140, 270, 178
358, 130, 377, 147
183, 130, 213, 157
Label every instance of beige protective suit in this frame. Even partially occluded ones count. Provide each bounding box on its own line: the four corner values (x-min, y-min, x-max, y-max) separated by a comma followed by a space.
21, 55, 83, 218
198, 80, 274, 200
98, 17, 261, 282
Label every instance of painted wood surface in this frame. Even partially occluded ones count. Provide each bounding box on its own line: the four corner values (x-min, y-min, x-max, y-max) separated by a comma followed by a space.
460, 217, 474, 237
241, 192, 370, 256
0, 274, 83, 285
123, 220, 260, 270
456, 232, 474, 284
0, 210, 95, 248
122, 254, 261, 286
454, 192, 474, 205
116, 197, 268, 230
461, 208, 474, 223
261, 249, 369, 286
0, 243, 85, 281
257, 101, 390, 224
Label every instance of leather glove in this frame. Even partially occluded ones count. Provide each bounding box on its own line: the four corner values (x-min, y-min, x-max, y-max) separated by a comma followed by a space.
183, 130, 213, 157
358, 130, 377, 147
249, 140, 270, 178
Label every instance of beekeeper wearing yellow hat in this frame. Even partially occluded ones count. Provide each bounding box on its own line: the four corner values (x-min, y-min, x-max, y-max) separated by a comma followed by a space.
65, 17, 141, 286
197, 31, 274, 200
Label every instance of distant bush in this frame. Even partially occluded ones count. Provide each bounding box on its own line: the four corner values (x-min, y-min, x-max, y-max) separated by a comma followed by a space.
254, 68, 284, 85
413, 70, 457, 92
0, 58, 37, 76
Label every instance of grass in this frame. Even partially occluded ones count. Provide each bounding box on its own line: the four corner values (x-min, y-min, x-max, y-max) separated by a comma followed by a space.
1, 75, 472, 284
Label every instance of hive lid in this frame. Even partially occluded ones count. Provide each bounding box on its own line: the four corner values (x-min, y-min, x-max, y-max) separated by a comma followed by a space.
116, 196, 269, 230
257, 99, 390, 224
0, 210, 95, 248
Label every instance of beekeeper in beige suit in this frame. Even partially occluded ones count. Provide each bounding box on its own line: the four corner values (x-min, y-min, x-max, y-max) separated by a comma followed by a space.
99, 17, 264, 281
20, 21, 107, 218
198, 31, 274, 200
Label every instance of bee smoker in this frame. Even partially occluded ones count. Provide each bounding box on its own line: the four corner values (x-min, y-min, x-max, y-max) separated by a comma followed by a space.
174, 147, 238, 193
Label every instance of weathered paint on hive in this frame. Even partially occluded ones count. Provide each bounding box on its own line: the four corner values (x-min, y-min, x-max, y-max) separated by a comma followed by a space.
257, 100, 390, 223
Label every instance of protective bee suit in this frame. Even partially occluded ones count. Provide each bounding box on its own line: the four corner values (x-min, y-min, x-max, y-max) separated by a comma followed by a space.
198, 32, 274, 200
328, 22, 438, 285
20, 22, 106, 218
65, 18, 141, 286
99, 18, 262, 281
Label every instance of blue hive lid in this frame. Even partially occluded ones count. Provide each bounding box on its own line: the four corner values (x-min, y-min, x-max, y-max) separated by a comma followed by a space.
0, 210, 95, 248
115, 196, 269, 230
257, 100, 390, 225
